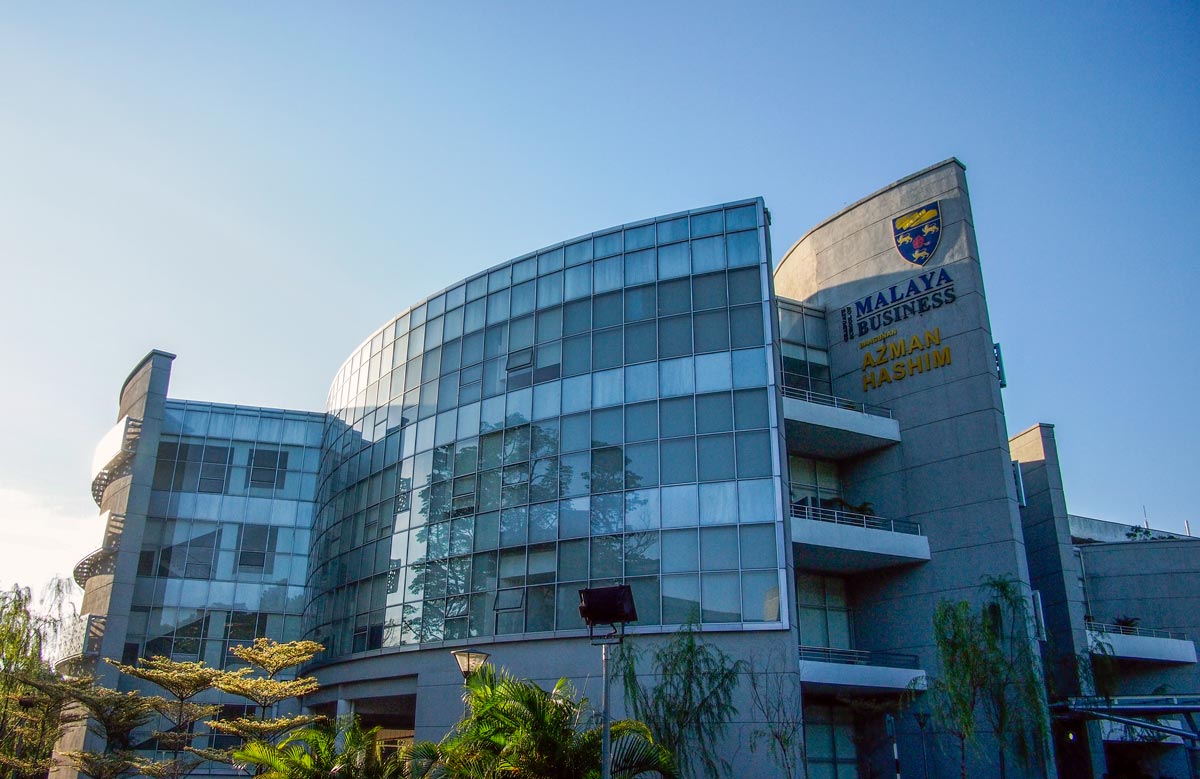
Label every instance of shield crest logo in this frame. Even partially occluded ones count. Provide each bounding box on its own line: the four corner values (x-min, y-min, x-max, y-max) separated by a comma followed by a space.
892, 202, 942, 266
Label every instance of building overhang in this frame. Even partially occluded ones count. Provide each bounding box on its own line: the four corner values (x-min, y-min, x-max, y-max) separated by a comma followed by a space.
798, 649, 926, 695
1088, 628, 1198, 664
792, 519, 930, 573
782, 397, 900, 459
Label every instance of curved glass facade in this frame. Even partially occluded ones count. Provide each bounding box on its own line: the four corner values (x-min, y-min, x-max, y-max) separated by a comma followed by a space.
307, 200, 788, 659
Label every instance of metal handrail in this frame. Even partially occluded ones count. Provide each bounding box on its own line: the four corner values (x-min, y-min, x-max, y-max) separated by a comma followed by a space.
790, 503, 922, 536
780, 385, 892, 418
1087, 621, 1186, 641
798, 645, 920, 669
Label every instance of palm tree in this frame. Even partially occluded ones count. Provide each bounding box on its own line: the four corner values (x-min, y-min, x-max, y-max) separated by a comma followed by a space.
234, 717, 392, 779
403, 663, 674, 779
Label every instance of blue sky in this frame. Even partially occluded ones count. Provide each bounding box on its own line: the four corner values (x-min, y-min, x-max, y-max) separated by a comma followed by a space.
1, 2, 1197, 589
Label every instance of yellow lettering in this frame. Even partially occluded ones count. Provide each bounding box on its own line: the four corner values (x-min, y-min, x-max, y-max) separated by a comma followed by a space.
924, 328, 942, 348
932, 347, 951, 368
908, 335, 924, 352
862, 351, 876, 369
863, 371, 877, 392
888, 341, 906, 360
877, 368, 892, 386
894, 361, 907, 380
907, 356, 924, 375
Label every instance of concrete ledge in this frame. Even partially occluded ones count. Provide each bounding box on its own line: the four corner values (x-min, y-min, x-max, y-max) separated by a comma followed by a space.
799, 660, 927, 695
1089, 630, 1198, 664
792, 520, 930, 573
783, 397, 901, 458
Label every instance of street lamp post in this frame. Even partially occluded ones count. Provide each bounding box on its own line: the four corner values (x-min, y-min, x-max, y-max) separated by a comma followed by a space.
914, 711, 932, 779
450, 648, 490, 718
578, 585, 638, 779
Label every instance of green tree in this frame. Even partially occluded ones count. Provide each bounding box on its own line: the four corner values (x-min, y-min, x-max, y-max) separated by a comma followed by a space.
234, 717, 392, 779
0, 580, 80, 779
106, 657, 223, 779
207, 639, 325, 758
407, 663, 674, 779
745, 652, 804, 779
927, 577, 1051, 779
617, 624, 742, 779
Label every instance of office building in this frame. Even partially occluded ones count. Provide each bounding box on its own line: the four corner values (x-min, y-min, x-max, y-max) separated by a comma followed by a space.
61, 159, 1198, 779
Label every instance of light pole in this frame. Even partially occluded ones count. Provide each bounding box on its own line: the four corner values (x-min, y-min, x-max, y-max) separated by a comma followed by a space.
578, 585, 638, 779
914, 711, 932, 779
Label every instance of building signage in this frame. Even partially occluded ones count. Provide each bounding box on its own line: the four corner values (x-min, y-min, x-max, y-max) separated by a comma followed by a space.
893, 201, 942, 265
860, 327, 952, 393
840, 268, 956, 342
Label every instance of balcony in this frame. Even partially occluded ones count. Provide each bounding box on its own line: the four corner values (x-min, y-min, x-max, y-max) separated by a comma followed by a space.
798, 645, 926, 694
1087, 621, 1198, 664
90, 416, 141, 505
791, 504, 930, 573
782, 387, 900, 459
73, 547, 116, 588
53, 614, 106, 670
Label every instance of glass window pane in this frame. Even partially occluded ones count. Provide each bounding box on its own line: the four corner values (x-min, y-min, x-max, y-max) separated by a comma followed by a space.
593, 328, 623, 370
487, 290, 510, 324
594, 256, 622, 292
658, 315, 692, 358
558, 537, 588, 578
533, 381, 561, 420
700, 527, 739, 570
695, 352, 732, 393
738, 479, 776, 523
565, 264, 591, 300
566, 239, 593, 266
740, 524, 777, 569
559, 498, 590, 539
625, 321, 657, 365
697, 435, 735, 482
624, 361, 657, 402
526, 584, 555, 631
728, 267, 760, 305
730, 304, 764, 348
736, 431, 772, 478
625, 401, 658, 442
623, 225, 652, 251
591, 407, 623, 447
694, 310, 730, 353
590, 492, 623, 535
560, 452, 590, 497
726, 230, 759, 267
624, 284, 656, 322
661, 529, 698, 573
537, 272, 564, 309
691, 210, 723, 237
625, 250, 656, 286
657, 243, 690, 279
538, 248, 564, 274
698, 482, 738, 525
560, 375, 591, 415
625, 532, 660, 576
560, 413, 589, 453
660, 484, 699, 528
702, 572, 740, 623
659, 357, 694, 397
659, 397, 695, 438
742, 570, 780, 622
734, 388, 769, 430
732, 347, 769, 388
591, 447, 624, 493
596, 230, 624, 257
557, 583, 586, 630
628, 576, 661, 625
725, 204, 757, 230
662, 574, 700, 624
657, 217, 689, 244
511, 280, 536, 317
590, 536, 622, 578
692, 272, 727, 310
657, 278, 690, 316
592, 368, 623, 408
563, 299, 591, 335
625, 488, 660, 531
624, 442, 659, 489
696, 392, 733, 434
691, 236, 726, 273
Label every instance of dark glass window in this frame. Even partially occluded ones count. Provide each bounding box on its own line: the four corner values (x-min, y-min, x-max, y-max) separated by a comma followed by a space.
693, 310, 730, 353
696, 393, 733, 433
692, 273, 727, 310
658, 315, 692, 358
624, 321, 657, 364
592, 408, 623, 448
625, 401, 658, 443
734, 389, 769, 429
624, 285, 656, 322
658, 279, 691, 316
730, 304, 764, 348
660, 397, 695, 438
592, 328, 623, 370
697, 435, 736, 481
660, 438, 697, 484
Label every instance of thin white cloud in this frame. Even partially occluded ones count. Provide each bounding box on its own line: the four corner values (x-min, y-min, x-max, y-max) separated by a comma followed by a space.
0, 486, 96, 596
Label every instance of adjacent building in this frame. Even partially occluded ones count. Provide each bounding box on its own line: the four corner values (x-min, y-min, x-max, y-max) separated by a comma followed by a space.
60, 159, 1200, 779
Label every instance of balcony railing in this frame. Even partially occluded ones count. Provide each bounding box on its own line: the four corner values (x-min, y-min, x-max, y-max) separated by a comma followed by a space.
798, 645, 920, 669
53, 614, 106, 668
781, 386, 892, 418
1087, 621, 1185, 641
790, 503, 922, 536
73, 547, 116, 588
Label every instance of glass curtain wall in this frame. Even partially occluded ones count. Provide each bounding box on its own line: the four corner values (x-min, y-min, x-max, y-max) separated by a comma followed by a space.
308, 201, 788, 659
